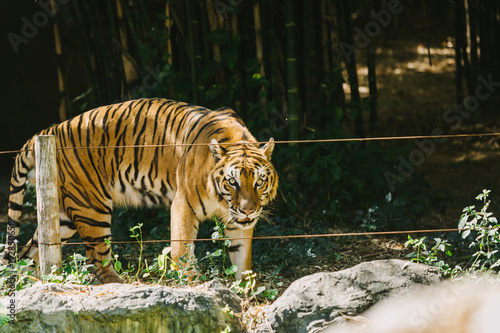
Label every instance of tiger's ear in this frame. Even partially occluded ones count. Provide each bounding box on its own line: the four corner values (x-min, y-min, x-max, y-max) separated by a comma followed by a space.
260, 138, 275, 161
210, 139, 225, 163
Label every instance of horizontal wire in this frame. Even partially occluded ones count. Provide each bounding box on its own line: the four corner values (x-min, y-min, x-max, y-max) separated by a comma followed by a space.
4, 131, 500, 248
30, 226, 495, 248
1, 132, 499, 155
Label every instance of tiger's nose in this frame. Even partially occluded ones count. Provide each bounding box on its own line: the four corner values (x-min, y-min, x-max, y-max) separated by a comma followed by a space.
241, 209, 255, 216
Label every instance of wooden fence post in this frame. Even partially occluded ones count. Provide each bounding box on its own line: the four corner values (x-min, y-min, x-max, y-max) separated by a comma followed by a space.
35, 135, 62, 275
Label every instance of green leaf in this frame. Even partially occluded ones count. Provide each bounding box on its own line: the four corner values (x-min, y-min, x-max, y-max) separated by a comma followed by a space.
206, 29, 231, 45
225, 265, 238, 275
252, 285, 266, 296
458, 215, 468, 229
212, 249, 223, 257
263, 288, 279, 300
202, 60, 222, 80
222, 47, 238, 71
130, 223, 143, 232
114, 261, 122, 272
0, 303, 10, 327
204, 84, 224, 103
461, 229, 471, 239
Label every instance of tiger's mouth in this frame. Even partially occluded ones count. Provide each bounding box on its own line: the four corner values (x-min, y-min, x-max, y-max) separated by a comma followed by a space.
229, 207, 261, 228
235, 217, 254, 225
233, 217, 257, 228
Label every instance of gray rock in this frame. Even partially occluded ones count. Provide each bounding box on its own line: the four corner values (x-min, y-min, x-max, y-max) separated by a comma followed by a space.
257, 259, 442, 333
323, 278, 500, 333
1, 280, 242, 333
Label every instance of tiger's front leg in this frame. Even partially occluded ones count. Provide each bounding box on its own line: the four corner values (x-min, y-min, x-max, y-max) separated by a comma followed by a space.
225, 226, 254, 280
170, 194, 200, 275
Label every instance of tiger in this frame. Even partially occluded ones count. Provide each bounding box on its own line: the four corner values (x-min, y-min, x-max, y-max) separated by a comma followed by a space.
3, 98, 278, 283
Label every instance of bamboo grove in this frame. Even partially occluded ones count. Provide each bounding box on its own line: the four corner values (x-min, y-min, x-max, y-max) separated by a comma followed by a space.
58, 0, 378, 141
45, 0, 500, 221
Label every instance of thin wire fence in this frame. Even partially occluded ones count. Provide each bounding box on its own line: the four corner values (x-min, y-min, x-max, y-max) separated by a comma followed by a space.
1, 131, 498, 249
0, 131, 499, 155
30, 226, 500, 248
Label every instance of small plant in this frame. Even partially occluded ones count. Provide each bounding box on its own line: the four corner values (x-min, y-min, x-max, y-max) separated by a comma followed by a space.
42, 253, 95, 285
404, 190, 500, 277
129, 223, 144, 281
0, 257, 37, 294
102, 239, 127, 281
230, 270, 278, 303
0, 304, 10, 327
198, 218, 236, 281
459, 189, 500, 271
404, 235, 455, 275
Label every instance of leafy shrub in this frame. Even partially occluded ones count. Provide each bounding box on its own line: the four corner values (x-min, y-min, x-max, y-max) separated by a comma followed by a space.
405, 190, 500, 277
459, 190, 500, 271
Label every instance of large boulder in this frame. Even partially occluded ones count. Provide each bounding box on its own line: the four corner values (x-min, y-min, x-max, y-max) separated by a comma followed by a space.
256, 259, 442, 333
324, 278, 500, 333
0, 280, 242, 333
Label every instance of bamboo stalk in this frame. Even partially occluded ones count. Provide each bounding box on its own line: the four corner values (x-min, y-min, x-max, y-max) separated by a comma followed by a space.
455, 0, 464, 105
192, 2, 204, 102
330, 0, 347, 132
206, 0, 222, 62
367, 0, 380, 136
69, 1, 102, 106
254, 0, 267, 110
206, 0, 225, 86
339, 0, 364, 138
50, 0, 66, 121
285, 2, 300, 143
185, 0, 198, 103
268, 0, 283, 112
116, 0, 138, 86
321, 0, 330, 74
367, 46, 378, 136
254, 10, 267, 110
199, 0, 210, 68
165, 0, 173, 66
302, 1, 314, 124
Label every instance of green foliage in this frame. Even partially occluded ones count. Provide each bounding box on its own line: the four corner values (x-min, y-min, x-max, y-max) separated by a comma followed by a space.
0, 304, 10, 327
404, 236, 456, 276
0, 250, 96, 295
229, 270, 278, 302
0, 256, 37, 294
405, 190, 500, 277
42, 253, 95, 285
459, 190, 500, 271
200, 218, 234, 279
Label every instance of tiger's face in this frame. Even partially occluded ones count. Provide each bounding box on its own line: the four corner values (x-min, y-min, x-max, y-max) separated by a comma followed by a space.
209, 139, 278, 229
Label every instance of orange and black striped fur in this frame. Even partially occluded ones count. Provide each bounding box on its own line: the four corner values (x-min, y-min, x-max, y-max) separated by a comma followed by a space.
3, 98, 278, 283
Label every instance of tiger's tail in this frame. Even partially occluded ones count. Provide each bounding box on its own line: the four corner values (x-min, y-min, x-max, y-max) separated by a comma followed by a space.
3, 138, 36, 263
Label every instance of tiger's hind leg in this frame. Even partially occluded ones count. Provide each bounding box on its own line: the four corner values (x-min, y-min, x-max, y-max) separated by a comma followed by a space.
71, 207, 123, 284
17, 211, 78, 270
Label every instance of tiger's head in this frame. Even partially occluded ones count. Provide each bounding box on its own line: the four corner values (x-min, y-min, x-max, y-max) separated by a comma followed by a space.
208, 138, 278, 229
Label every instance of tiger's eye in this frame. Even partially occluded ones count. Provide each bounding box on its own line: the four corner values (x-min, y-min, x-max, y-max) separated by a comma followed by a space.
256, 178, 264, 186
228, 178, 237, 186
